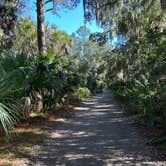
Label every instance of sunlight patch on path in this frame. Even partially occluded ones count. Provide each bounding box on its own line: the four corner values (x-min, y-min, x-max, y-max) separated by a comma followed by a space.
74, 106, 89, 111
64, 153, 94, 160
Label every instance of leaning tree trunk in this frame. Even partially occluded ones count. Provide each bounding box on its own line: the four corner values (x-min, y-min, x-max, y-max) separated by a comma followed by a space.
36, 0, 46, 53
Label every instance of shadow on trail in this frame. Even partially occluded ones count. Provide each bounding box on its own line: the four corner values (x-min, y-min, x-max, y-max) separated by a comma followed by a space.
25, 91, 165, 166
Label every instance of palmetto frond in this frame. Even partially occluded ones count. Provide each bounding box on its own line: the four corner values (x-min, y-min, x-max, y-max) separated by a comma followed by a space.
0, 102, 19, 140
0, 52, 34, 139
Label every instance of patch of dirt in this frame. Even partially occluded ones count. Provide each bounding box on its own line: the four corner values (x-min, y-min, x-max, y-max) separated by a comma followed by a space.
0, 105, 76, 166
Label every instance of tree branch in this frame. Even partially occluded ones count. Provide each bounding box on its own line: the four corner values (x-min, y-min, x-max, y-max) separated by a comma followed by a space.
45, 8, 53, 12
44, 0, 52, 5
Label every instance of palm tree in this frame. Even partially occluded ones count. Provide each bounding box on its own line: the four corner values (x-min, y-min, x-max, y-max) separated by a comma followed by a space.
36, 0, 46, 53
36, 0, 80, 53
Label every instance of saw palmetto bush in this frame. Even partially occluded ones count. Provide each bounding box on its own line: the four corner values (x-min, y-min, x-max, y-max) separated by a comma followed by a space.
0, 51, 33, 139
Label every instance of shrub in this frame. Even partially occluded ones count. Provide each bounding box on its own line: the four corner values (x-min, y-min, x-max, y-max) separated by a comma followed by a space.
73, 87, 91, 101
96, 80, 105, 93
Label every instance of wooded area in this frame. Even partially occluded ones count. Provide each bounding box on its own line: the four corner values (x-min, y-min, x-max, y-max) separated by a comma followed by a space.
0, 0, 165, 152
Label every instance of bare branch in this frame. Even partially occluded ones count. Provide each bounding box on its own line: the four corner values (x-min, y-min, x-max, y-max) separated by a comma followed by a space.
45, 8, 54, 12
44, 0, 52, 5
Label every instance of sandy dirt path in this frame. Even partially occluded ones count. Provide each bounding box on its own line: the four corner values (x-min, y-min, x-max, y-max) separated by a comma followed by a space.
22, 90, 166, 166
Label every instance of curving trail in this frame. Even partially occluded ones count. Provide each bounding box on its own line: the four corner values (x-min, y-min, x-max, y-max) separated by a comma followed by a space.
23, 90, 166, 166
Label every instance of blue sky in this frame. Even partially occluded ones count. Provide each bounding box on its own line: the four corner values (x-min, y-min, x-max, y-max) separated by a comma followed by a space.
26, 0, 103, 35
25, 0, 126, 47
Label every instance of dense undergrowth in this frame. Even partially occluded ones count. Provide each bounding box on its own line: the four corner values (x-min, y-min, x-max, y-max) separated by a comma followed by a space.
0, 51, 105, 140
0, 16, 106, 140
105, 3, 166, 137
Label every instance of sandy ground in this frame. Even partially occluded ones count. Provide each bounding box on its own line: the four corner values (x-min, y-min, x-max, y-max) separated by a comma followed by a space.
21, 90, 166, 166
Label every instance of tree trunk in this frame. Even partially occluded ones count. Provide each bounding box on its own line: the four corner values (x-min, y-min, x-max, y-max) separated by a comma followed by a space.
160, 0, 166, 9
36, 0, 46, 53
